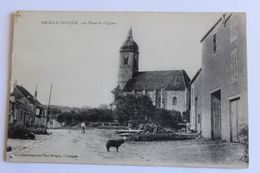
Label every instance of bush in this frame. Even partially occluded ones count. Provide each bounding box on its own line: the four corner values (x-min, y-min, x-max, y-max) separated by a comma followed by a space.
239, 123, 248, 163
113, 94, 186, 129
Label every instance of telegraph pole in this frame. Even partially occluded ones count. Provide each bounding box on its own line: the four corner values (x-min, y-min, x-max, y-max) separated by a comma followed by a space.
46, 83, 53, 128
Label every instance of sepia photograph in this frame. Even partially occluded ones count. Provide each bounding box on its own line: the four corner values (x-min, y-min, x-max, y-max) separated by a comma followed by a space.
6, 11, 248, 168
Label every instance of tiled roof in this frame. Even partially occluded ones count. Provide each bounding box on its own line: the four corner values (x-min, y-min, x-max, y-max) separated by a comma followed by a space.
123, 70, 190, 91
12, 85, 42, 105
200, 13, 232, 42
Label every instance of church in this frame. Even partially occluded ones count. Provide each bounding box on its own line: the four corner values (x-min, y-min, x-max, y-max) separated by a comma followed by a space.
115, 28, 190, 114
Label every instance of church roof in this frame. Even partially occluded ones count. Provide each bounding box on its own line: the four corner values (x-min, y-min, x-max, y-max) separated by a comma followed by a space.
123, 70, 190, 91
120, 28, 139, 52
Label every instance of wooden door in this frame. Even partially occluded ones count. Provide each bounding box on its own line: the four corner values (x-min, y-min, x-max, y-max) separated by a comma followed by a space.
211, 90, 221, 140
230, 98, 240, 142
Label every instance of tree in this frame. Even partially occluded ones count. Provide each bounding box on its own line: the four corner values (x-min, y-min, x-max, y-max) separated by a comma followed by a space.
56, 111, 76, 124
114, 94, 156, 125
111, 85, 123, 101
51, 107, 62, 115
98, 104, 109, 109
154, 109, 182, 129
77, 107, 114, 122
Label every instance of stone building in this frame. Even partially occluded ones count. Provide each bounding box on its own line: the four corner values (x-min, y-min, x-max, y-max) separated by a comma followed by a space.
9, 83, 47, 127
115, 28, 190, 113
190, 68, 202, 133
200, 13, 247, 142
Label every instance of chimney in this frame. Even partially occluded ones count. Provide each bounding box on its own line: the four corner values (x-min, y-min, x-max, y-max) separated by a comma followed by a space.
222, 14, 227, 26
34, 85, 38, 99
13, 80, 17, 88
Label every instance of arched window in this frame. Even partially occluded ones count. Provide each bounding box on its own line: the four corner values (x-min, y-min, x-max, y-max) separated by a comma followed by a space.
172, 96, 177, 105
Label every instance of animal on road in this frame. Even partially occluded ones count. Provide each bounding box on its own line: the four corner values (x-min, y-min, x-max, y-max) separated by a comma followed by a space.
106, 139, 125, 152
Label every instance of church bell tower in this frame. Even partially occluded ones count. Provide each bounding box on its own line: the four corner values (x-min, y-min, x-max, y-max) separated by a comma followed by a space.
118, 28, 139, 90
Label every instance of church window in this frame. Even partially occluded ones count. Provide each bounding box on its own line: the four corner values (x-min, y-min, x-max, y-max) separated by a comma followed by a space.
172, 96, 177, 105
124, 54, 128, 65
231, 48, 239, 82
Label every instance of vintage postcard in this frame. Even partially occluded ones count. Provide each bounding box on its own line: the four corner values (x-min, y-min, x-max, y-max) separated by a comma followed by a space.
6, 11, 248, 168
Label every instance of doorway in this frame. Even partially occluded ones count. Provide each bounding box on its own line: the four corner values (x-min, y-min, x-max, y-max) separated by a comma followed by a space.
211, 90, 221, 140
230, 98, 240, 142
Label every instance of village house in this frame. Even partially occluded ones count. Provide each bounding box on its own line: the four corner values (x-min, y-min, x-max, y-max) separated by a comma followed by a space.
115, 28, 190, 113
189, 68, 202, 133
196, 13, 248, 142
9, 83, 47, 128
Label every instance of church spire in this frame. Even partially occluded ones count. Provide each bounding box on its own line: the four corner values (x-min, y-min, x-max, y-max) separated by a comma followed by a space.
128, 27, 133, 40
120, 27, 138, 52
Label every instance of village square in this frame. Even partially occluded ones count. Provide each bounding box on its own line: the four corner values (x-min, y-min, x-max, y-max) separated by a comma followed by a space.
6, 13, 248, 167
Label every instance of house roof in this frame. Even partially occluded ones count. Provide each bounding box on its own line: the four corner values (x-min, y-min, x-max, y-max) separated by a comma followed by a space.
190, 68, 202, 85
123, 70, 190, 91
11, 85, 42, 106
200, 13, 232, 42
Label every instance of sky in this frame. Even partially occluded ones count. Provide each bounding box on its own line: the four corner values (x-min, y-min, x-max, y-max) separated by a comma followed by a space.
11, 11, 221, 107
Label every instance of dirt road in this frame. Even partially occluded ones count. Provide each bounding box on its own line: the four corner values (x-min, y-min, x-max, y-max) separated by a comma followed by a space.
6, 129, 247, 168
